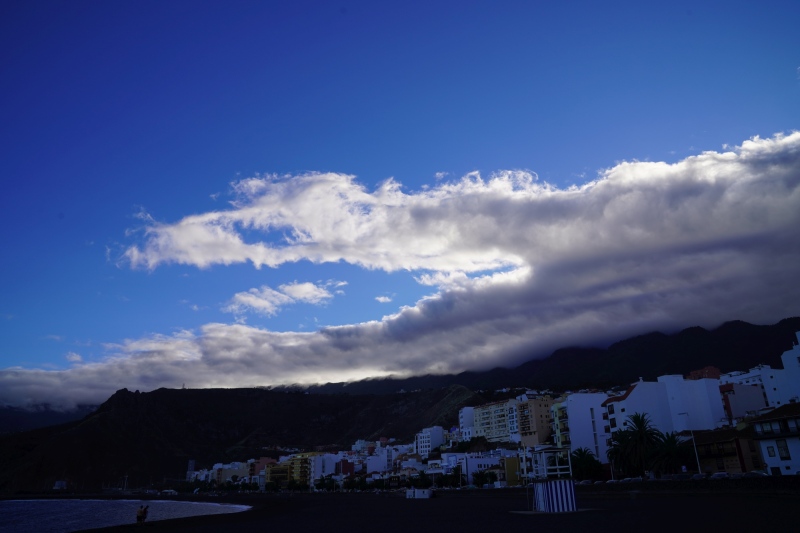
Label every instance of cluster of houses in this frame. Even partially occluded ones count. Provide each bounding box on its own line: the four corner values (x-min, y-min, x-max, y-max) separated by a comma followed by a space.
186, 332, 800, 489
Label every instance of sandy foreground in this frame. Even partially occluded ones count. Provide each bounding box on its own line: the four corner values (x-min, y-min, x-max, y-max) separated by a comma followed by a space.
76, 488, 799, 532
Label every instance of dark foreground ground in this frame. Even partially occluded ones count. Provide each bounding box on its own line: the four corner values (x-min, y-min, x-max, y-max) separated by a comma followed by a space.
78, 488, 800, 533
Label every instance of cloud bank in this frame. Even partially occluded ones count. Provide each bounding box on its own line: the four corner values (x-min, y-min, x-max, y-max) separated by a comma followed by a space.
3, 132, 800, 408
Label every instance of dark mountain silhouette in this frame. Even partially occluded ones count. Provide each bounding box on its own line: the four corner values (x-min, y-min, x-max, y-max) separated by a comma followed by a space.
0, 385, 483, 493
0, 317, 798, 493
0, 404, 96, 435
297, 317, 800, 394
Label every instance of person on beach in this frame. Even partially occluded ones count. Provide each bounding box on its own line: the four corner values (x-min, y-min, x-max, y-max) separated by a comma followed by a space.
142, 505, 149, 523
136, 505, 144, 524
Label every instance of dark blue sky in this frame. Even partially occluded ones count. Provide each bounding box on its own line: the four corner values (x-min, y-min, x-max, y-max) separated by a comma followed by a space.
1, 0, 798, 407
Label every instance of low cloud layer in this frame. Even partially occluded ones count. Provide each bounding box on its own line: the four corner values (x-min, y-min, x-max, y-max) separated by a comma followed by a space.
3, 133, 800, 409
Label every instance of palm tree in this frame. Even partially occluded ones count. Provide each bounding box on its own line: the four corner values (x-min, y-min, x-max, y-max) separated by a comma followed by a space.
625, 412, 664, 476
607, 428, 633, 476
571, 447, 603, 480
650, 431, 693, 477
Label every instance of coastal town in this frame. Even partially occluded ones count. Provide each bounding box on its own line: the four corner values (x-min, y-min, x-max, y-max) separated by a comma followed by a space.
183, 331, 800, 492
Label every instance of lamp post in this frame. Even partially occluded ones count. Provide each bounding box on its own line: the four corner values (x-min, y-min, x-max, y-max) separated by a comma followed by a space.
678, 412, 702, 474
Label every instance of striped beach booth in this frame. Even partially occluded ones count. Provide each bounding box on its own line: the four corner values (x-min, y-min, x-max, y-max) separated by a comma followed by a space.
531, 479, 577, 513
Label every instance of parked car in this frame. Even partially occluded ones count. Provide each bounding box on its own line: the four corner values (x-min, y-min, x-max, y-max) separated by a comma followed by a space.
709, 472, 729, 480
671, 473, 691, 481
742, 471, 769, 478
690, 473, 707, 480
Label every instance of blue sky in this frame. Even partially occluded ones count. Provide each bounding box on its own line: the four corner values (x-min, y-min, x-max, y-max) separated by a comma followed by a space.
1, 1, 799, 408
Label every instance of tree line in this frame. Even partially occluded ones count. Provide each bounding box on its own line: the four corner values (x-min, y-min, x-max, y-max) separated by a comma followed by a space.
571, 412, 696, 480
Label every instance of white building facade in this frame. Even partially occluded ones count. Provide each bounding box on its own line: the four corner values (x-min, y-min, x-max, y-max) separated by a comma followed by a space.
552, 392, 611, 463
415, 426, 445, 459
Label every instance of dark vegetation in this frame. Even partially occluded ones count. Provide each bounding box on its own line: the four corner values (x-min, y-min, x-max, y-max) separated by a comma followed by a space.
0, 317, 798, 494
0, 385, 482, 493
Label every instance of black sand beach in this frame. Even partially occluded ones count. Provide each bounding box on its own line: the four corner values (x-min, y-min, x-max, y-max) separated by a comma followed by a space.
78, 488, 800, 533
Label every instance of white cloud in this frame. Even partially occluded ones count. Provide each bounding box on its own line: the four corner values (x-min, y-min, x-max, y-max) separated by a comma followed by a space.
65, 352, 82, 363
279, 282, 332, 304
223, 286, 294, 317
223, 281, 334, 317
3, 132, 800, 408
375, 296, 392, 303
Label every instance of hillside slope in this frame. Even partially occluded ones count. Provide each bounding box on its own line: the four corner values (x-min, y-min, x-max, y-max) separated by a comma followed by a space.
0, 385, 484, 493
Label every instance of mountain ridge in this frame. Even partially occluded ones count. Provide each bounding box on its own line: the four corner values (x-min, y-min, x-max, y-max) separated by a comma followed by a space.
1, 317, 799, 493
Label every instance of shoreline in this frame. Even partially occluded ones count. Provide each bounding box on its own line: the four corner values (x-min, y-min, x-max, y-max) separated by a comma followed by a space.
60, 487, 799, 532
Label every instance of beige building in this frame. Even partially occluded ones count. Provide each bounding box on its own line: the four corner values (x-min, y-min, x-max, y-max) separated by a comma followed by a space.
516, 394, 554, 447
474, 399, 518, 442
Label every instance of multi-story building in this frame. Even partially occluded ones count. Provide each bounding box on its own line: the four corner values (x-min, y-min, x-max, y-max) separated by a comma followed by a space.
516, 394, 554, 447
693, 426, 761, 474
415, 426, 445, 458
264, 462, 290, 488
551, 392, 610, 463
720, 383, 767, 424
603, 375, 726, 437
660, 375, 727, 432
720, 365, 782, 408
458, 406, 475, 442
212, 461, 250, 485
720, 333, 800, 408
439, 451, 504, 484
750, 403, 800, 476
473, 399, 518, 442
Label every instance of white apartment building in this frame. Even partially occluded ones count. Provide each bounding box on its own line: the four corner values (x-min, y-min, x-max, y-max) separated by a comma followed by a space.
415, 426, 445, 458
604, 375, 726, 439
459, 406, 474, 441
660, 375, 726, 431
440, 451, 503, 485
551, 392, 610, 463
364, 445, 398, 474
720, 331, 800, 408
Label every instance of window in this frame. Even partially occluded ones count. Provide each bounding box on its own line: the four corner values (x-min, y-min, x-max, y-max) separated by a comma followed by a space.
767, 446, 776, 457
777, 439, 791, 460
610, 418, 617, 429
607, 404, 615, 415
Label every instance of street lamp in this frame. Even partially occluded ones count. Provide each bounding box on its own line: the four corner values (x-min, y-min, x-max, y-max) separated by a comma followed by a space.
678, 412, 702, 474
